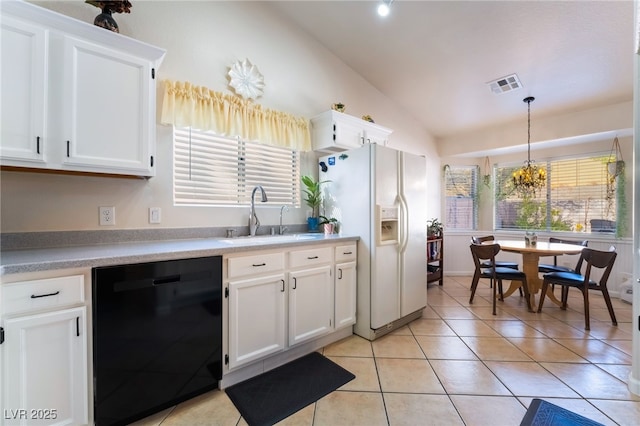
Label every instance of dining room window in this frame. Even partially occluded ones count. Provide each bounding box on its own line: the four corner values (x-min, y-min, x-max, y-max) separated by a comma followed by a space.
173, 127, 301, 206
444, 165, 478, 230
494, 153, 625, 235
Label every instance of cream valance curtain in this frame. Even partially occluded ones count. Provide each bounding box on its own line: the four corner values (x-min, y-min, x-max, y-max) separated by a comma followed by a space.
160, 80, 311, 151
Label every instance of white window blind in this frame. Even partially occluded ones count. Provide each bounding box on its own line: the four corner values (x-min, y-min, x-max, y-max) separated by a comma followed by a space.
444, 165, 478, 230
495, 154, 616, 232
174, 127, 300, 206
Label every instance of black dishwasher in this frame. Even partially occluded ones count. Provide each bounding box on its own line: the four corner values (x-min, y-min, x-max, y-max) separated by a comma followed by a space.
92, 256, 222, 426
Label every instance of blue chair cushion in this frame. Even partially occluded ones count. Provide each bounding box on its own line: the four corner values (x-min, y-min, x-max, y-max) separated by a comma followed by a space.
481, 267, 526, 280
543, 271, 597, 287
481, 260, 519, 269
538, 263, 574, 274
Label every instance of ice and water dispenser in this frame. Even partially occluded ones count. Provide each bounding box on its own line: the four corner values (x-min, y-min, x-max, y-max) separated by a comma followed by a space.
376, 205, 399, 245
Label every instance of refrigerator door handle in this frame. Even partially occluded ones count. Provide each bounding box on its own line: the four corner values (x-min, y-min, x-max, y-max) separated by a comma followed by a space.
398, 193, 409, 253
398, 152, 409, 254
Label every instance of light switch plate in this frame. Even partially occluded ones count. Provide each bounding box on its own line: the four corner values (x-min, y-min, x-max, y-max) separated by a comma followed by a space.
149, 207, 161, 224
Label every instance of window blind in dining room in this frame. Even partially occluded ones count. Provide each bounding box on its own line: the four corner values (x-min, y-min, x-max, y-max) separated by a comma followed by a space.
173, 127, 300, 206
444, 165, 478, 230
495, 154, 617, 233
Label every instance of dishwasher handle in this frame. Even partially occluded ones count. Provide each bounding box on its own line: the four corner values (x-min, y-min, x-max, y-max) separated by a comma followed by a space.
153, 275, 181, 285
112, 270, 212, 293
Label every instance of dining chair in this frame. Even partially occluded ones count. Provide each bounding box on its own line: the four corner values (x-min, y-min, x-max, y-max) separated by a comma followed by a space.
538, 237, 588, 274
537, 246, 617, 330
470, 236, 522, 296
469, 243, 533, 315
471, 236, 519, 270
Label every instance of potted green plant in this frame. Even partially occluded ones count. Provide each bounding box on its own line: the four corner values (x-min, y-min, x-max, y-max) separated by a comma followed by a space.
319, 215, 338, 234
301, 175, 330, 232
427, 218, 443, 239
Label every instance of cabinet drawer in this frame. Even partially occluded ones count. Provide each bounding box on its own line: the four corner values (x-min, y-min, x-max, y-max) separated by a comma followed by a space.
289, 247, 332, 269
335, 244, 357, 263
1, 275, 85, 316
227, 252, 285, 279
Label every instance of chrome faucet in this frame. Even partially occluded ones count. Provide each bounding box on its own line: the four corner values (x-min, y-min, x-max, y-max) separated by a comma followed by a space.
249, 186, 268, 236
279, 205, 289, 235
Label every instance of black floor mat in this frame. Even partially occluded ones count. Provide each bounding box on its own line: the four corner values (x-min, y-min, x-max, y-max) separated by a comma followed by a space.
225, 352, 355, 426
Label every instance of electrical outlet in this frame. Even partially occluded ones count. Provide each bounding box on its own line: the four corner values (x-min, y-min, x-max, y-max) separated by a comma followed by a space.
149, 207, 161, 224
99, 206, 115, 226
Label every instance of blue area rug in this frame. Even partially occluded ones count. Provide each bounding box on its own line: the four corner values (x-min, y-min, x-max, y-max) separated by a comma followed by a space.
520, 399, 605, 426
225, 352, 355, 426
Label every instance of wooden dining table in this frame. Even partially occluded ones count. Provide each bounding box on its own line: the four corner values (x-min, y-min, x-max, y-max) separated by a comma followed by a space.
490, 240, 585, 306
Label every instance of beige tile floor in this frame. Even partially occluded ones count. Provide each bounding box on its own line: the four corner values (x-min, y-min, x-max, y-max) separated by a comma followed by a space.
132, 276, 639, 426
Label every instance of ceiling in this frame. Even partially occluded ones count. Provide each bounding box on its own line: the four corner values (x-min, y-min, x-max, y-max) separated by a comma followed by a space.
268, 1, 635, 140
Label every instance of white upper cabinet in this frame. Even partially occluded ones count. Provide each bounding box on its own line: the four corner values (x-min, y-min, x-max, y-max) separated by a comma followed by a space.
0, 15, 48, 164
61, 36, 155, 174
0, 1, 165, 177
311, 110, 393, 153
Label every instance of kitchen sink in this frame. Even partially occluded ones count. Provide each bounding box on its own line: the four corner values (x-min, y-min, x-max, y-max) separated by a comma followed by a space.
219, 233, 321, 245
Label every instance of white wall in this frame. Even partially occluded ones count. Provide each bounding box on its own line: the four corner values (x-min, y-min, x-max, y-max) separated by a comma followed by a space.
439, 101, 633, 158
0, 1, 439, 232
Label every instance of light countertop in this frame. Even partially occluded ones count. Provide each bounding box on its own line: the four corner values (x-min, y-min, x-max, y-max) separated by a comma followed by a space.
0, 233, 359, 276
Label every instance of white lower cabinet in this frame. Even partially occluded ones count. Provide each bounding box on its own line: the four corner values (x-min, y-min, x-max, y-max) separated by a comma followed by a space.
1, 275, 88, 426
288, 265, 333, 346
225, 242, 357, 373
334, 244, 357, 329
227, 273, 286, 370
335, 261, 357, 329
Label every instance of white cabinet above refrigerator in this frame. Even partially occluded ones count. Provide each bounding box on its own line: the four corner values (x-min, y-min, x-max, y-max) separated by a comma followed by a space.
311, 110, 393, 153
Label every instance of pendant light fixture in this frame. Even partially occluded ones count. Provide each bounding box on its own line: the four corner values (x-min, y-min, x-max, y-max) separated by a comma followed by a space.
512, 96, 546, 197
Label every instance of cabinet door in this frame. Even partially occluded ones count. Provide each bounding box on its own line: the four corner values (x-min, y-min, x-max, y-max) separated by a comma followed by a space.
364, 126, 391, 146
333, 118, 364, 149
0, 16, 47, 165
228, 274, 286, 369
62, 36, 155, 176
2, 306, 88, 426
335, 261, 357, 329
288, 265, 333, 346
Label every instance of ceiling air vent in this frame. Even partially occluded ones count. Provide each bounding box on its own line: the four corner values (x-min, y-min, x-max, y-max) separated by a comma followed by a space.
487, 74, 522, 95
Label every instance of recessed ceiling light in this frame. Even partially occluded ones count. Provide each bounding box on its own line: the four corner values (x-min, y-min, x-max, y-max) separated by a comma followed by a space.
377, 0, 393, 17
486, 73, 523, 95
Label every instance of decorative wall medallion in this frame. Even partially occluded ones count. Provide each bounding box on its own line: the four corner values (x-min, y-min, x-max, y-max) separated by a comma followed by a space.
228, 59, 265, 100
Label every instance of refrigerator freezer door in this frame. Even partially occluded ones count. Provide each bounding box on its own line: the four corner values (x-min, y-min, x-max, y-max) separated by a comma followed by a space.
371, 145, 400, 328
399, 151, 427, 316
320, 146, 374, 335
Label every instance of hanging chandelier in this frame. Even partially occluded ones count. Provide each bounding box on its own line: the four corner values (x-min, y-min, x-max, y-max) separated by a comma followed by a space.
512, 96, 546, 197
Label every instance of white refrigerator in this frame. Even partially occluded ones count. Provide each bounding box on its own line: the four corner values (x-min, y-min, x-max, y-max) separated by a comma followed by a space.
319, 144, 427, 340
